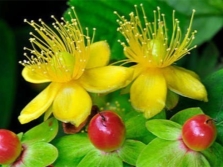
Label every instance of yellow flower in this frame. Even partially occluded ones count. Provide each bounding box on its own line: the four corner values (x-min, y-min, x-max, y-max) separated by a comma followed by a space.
18, 7, 133, 126
115, 5, 208, 118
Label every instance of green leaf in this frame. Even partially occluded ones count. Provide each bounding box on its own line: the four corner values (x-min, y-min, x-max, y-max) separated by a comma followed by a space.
146, 119, 182, 140
137, 138, 184, 167
201, 142, 223, 167
125, 113, 156, 144
118, 139, 146, 166
137, 138, 210, 167
170, 107, 204, 125
77, 149, 122, 167
192, 16, 223, 46
164, 0, 223, 45
198, 69, 223, 145
53, 133, 94, 166
180, 151, 210, 167
19, 142, 58, 167
104, 91, 133, 120
21, 117, 58, 143
196, 42, 219, 77
165, 0, 223, 15
181, 42, 220, 78
0, 20, 16, 128
17, 132, 24, 140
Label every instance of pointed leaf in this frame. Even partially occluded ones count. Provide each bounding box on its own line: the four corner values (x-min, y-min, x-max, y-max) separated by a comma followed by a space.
17, 132, 24, 140
21, 117, 58, 143
137, 138, 210, 167
186, 42, 220, 78
77, 149, 122, 167
53, 133, 94, 166
137, 138, 185, 167
201, 142, 223, 167
146, 119, 182, 140
165, 0, 223, 15
180, 151, 210, 167
18, 142, 58, 167
118, 139, 146, 166
125, 113, 156, 144
165, 0, 223, 45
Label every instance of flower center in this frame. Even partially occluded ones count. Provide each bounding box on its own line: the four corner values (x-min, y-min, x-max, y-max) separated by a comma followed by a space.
47, 51, 76, 81
20, 7, 92, 83
115, 5, 197, 68
147, 39, 167, 65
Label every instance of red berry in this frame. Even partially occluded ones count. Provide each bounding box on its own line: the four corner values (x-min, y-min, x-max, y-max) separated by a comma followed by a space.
0, 129, 22, 164
182, 114, 217, 151
88, 110, 126, 152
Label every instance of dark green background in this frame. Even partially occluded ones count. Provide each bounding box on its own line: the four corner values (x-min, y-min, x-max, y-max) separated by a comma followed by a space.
0, 0, 67, 132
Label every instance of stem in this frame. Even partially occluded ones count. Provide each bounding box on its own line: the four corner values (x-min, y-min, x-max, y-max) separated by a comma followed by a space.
206, 119, 213, 124
99, 112, 107, 127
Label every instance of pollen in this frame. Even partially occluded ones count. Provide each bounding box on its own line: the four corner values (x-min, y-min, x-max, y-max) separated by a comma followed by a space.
115, 4, 197, 68
20, 7, 93, 82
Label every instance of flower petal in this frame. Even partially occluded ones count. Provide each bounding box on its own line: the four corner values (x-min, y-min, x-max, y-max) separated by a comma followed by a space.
130, 69, 167, 118
162, 66, 208, 101
79, 66, 134, 93
53, 82, 92, 127
22, 66, 51, 83
18, 82, 61, 124
132, 64, 147, 80
86, 41, 110, 69
120, 64, 145, 94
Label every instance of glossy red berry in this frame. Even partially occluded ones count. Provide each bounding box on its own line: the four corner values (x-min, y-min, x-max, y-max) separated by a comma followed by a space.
0, 129, 22, 164
182, 114, 217, 151
88, 110, 126, 152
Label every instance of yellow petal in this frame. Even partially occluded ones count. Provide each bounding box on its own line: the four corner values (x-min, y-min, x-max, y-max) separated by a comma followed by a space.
162, 66, 208, 101
132, 64, 146, 79
120, 64, 145, 94
177, 66, 200, 80
86, 41, 110, 69
22, 66, 51, 83
53, 82, 92, 127
18, 82, 61, 124
79, 66, 134, 93
130, 69, 167, 118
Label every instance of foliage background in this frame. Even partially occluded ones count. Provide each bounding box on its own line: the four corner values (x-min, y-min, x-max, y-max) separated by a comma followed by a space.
0, 0, 67, 133
0, 0, 223, 134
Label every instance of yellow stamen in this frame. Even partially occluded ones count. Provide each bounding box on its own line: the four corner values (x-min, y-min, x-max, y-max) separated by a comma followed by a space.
115, 4, 197, 68
19, 7, 95, 82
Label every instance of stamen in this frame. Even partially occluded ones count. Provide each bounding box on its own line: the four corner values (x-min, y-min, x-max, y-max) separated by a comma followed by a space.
21, 7, 91, 82
115, 5, 197, 68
